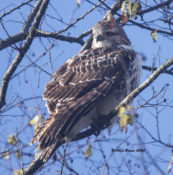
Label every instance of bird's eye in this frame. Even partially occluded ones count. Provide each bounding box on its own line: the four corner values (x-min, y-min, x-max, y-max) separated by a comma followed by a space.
105, 31, 115, 37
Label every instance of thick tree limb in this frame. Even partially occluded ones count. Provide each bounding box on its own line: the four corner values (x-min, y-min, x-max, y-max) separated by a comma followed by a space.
0, 31, 84, 51
0, 0, 50, 109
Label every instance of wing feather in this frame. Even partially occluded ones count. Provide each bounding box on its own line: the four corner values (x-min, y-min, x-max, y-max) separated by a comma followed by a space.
32, 48, 136, 151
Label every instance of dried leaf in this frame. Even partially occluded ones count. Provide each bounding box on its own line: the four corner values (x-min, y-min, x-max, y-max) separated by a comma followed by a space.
151, 29, 157, 42
85, 145, 92, 159
132, 1, 141, 19
8, 135, 17, 145
29, 115, 39, 126
121, 12, 129, 26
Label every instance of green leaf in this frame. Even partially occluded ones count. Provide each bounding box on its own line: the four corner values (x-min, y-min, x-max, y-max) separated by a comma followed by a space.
85, 145, 92, 159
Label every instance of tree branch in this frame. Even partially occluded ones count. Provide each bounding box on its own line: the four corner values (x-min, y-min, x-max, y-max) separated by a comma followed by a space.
138, 0, 173, 15
142, 65, 173, 76
0, 0, 50, 109
0, 0, 34, 21
0, 0, 104, 51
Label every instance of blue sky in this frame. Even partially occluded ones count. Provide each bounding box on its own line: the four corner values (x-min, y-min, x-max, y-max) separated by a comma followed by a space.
0, 0, 173, 174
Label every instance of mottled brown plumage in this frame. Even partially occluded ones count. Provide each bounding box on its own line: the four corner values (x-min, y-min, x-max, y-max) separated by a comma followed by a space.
31, 17, 141, 161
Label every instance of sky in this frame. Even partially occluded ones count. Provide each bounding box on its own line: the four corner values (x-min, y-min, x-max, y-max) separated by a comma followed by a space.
0, 0, 173, 174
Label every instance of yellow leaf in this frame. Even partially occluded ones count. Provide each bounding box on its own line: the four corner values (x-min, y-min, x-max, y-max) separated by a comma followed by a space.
119, 114, 133, 132
85, 145, 92, 159
121, 0, 131, 19
121, 1, 126, 13
14, 169, 23, 175
4, 152, 10, 160
34, 121, 40, 133
118, 106, 126, 117
151, 29, 157, 42
8, 135, 17, 145
29, 115, 39, 125
127, 0, 132, 18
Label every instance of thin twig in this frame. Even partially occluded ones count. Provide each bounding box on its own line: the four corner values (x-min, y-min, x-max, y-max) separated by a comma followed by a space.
56, 0, 106, 35
142, 65, 173, 76
0, 0, 33, 21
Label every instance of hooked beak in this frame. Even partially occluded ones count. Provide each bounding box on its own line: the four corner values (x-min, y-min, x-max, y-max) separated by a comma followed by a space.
96, 35, 104, 42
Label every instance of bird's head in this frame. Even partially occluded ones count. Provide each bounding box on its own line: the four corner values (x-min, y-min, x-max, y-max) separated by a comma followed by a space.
92, 14, 131, 49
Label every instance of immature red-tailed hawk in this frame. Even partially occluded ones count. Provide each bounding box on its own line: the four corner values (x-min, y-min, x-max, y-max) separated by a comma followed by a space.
31, 17, 141, 161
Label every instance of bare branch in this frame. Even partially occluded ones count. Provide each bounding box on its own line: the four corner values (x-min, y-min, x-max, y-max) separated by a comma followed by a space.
0, 0, 33, 21
56, 0, 106, 35
0, 0, 50, 109
0, 30, 85, 51
138, 0, 173, 15
142, 65, 173, 76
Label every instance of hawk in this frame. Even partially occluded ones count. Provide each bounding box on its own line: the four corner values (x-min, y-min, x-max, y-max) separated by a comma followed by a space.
31, 17, 141, 161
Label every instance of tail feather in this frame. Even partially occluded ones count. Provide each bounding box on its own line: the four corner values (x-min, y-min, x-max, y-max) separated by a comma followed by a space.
24, 142, 62, 175
31, 113, 55, 146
